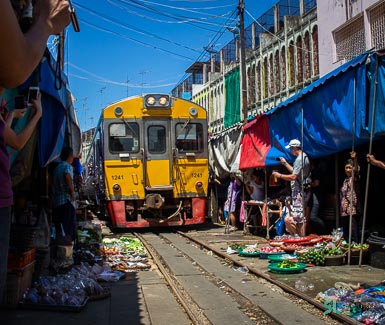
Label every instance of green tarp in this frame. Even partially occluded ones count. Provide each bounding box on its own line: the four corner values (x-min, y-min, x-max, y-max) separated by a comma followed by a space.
224, 68, 240, 128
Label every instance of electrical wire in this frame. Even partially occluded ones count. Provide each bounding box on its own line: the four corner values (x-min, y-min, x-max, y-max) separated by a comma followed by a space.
135, 0, 235, 17
79, 18, 194, 61
68, 62, 183, 88
107, 0, 226, 31
74, 2, 201, 54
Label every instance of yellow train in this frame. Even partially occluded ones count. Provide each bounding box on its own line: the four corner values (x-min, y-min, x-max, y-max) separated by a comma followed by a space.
83, 94, 208, 227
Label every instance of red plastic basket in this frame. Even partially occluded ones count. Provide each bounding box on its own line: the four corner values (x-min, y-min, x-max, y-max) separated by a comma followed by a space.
7, 248, 36, 270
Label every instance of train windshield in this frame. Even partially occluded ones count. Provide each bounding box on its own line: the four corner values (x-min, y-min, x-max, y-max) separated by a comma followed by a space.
175, 123, 203, 152
148, 125, 166, 154
109, 122, 139, 153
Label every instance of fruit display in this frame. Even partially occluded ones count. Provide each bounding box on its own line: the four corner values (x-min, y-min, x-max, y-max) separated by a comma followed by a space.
280, 243, 306, 252
277, 260, 298, 269
297, 248, 326, 266
259, 246, 284, 253
101, 237, 150, 271
242, 245, 259, 253
297, 244, 344, 266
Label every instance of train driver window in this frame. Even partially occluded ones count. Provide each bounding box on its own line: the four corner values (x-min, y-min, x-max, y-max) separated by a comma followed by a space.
148, 126, 166, 154
109, 123, 139, 153
175, 123, 203, 152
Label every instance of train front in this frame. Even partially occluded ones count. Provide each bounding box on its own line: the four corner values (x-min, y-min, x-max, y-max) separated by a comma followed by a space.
102, 94, 208, 227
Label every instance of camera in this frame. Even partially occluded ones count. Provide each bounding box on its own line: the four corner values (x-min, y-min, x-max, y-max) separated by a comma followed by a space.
27, 87, 39, 106
275, 157, 281, 161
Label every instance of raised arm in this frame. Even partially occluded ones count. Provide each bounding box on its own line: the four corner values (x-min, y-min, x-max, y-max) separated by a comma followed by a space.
0, 0, 70, 88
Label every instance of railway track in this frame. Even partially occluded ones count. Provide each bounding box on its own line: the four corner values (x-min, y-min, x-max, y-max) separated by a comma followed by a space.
135, 231, 358, 325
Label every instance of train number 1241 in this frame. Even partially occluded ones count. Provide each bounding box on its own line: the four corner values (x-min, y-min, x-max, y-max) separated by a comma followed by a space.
112, 175, 124, 180
191, 172, 202, 178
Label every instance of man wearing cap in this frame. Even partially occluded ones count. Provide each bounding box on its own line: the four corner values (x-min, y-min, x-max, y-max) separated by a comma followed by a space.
272, 139, 311, 237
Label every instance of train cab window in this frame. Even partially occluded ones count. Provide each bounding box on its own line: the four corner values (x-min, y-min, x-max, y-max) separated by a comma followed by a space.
109, 123, 139, 153
175, 123, 203, 152
148, 126, 166, 154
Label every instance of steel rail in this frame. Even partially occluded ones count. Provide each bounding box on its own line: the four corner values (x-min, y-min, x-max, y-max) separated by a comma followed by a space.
177, 230, 360, 325
134, 232, 206, 325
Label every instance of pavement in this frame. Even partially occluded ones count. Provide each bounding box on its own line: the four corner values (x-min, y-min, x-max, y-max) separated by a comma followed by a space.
0, 223, 384, 325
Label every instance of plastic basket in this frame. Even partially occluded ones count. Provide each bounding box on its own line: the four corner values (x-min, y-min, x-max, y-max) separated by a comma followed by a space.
2, 261, 35, 308
7, 248, 36, 270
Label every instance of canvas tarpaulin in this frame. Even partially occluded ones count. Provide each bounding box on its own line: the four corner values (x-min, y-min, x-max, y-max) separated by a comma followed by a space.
239, 52, 372, 168
239, 115, 271, 169
224, 68, 241, 128
208, 123, 243, 179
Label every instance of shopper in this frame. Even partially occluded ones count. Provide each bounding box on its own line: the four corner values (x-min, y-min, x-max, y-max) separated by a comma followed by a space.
272, 139, 311, 237
224, 172, 243, 231
52, 147, 77, 243
340, 151, 361, 243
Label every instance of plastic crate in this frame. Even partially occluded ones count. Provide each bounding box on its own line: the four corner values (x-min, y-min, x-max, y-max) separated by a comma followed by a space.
7, 248, 36, 269
2, 261, 35, 308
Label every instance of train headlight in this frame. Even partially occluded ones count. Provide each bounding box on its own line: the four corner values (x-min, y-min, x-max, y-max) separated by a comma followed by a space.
189, 107, 198, 116
159, 96, 169, 106
146, 96, 156, 106
113, 184, 121, 191
195, 181, 203, 189
114, 107, 123, 117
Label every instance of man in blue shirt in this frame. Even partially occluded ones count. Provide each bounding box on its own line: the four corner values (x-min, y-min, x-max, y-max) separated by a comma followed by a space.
53, 147, 76, 243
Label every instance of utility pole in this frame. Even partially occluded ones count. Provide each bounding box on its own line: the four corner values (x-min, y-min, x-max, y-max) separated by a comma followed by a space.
238, 0, 248, 122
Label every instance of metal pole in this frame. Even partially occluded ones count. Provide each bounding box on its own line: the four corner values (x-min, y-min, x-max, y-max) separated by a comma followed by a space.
360, 55, 379, 266
301, 107, 305, 237
347, 74, 357, 265
238, 0, 248, 122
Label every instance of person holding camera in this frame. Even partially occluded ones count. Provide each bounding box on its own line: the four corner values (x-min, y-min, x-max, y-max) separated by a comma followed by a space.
0, 0, 70, 89
272, 139, 311, 237
0, 0, 70, 300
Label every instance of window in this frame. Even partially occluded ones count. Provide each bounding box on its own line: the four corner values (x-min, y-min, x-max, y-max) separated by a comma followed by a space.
370, 2, 385, 51
335, 16, 365, 62
175, 123, 204, 152
109, 122, 139, 153
148, 125, 166, 154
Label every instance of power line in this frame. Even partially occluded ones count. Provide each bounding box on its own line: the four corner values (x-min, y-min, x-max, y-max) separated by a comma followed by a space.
74, 2, 202, 54
79, 18, 194, 61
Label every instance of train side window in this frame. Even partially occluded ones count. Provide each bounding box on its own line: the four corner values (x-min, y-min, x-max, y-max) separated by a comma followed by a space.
175, 123, 203, 152
148, 126, 166, 154
109, 123, 139, 153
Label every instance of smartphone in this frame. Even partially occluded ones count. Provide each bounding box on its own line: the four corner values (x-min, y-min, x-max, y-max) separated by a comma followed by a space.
27, 87, 39, 106
14, 95, 25, 110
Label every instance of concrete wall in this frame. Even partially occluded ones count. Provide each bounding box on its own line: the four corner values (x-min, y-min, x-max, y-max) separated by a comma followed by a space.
317, 0, 380, 76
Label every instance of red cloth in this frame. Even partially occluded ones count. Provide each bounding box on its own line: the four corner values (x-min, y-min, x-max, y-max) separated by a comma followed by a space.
239, 115, 271, 169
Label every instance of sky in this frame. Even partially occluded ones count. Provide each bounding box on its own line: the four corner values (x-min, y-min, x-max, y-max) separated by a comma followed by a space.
61, 0, 279, 131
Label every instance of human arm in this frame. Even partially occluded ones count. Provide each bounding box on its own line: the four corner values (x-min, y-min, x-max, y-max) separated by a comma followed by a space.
0, 0, 70, 88
3, 92, 42, 150
5, 109, 27, 127
367, 154, 385, 170
272, 170, 297, 182
277, 157, 293, 173
65, 172, 76, 201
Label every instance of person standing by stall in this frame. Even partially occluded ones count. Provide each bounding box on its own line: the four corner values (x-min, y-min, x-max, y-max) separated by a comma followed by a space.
0, 0, 70, 300
272, 139, 311, 237
52, 147, 77, 244
224, 172, 243, 231
340, 151, 361, 243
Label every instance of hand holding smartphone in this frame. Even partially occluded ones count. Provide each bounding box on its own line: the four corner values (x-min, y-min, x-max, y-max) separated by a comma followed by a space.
27, 87, 39, 107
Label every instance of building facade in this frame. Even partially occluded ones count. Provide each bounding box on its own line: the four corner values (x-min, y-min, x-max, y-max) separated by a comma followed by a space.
317, 0, 385, 76
172, 0, 385, 136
